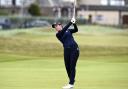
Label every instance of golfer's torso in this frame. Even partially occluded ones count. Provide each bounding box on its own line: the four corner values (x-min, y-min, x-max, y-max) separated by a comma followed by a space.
57, 30, 78, 48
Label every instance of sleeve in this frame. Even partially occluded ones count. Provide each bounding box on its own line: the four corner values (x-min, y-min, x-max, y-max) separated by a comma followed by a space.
58, 22, 72, 36
69, 23, 78, 33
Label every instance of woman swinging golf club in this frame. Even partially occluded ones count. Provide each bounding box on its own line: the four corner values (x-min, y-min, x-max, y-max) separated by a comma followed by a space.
52, 17, 79, 89
52, 0, 79, 88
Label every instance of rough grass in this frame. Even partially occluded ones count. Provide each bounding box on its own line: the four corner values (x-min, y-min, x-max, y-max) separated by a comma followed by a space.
0, 25, 128, 61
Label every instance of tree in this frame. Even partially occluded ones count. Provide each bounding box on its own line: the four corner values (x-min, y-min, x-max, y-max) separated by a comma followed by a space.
28, 4, 41, 16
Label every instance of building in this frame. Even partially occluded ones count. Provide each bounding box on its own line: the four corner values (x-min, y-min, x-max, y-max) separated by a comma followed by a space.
0, 0, 35, 7
0, 0, 75, 17
37, 0, 75, 18
1, 0, 128, 25
0, 0, 35, 15
0, 0, 12, 7
77, 0, 128, 25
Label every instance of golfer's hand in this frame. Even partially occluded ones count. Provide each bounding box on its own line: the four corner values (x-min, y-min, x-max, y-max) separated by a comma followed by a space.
71, 18, 76, 24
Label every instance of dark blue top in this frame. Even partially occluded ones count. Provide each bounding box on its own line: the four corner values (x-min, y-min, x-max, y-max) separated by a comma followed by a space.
56, 22, 78, 48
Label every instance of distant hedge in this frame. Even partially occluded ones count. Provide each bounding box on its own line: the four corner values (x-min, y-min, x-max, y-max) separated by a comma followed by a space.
0, 16, 87, 29
0, 16, 87, 24
0, 10, 8, 15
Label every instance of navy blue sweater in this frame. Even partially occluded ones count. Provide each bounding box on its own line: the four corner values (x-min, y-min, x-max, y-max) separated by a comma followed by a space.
56, 22, 78, 48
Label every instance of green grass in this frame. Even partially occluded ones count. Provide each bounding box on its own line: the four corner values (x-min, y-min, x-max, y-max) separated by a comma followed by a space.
0, 25, 128, 89
0, 26, 128, 58
0, 55, 128, 89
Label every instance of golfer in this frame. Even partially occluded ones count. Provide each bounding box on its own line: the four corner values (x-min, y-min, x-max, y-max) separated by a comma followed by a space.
52, 18, 79, 89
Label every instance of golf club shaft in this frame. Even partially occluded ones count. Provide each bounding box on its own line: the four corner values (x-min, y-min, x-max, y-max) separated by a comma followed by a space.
73, 0, 76, 19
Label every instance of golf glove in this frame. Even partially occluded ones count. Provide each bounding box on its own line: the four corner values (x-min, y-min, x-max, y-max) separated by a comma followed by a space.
71, 18, 76, 24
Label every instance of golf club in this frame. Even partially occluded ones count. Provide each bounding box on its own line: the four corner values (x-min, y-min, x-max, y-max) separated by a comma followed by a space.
73, 0, 76, 19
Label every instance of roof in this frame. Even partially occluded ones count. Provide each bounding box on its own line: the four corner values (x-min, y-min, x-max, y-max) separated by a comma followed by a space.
78, 5, 128, 11
38, 0, 51, 7
38, 0, 73, 7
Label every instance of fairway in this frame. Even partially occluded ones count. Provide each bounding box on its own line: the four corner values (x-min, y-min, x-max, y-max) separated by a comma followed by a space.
0, 25, 128, 89
0, 55, 128, 89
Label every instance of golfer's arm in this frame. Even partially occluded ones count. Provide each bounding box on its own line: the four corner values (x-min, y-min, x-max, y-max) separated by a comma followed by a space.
73, 24, 78, 32
61, 22, 72, 33
70, 24, 78, 33
57, 22, 72, 37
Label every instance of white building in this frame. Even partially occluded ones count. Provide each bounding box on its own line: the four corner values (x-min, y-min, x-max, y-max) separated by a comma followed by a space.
0, 0, 12, 7
0, 0, 35, 7
16, 0, 35, 7
77, 0, 128, 25
38, 0, 74, 17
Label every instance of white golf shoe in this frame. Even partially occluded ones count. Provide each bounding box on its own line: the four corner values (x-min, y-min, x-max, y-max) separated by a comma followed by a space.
62, 84, 74, 89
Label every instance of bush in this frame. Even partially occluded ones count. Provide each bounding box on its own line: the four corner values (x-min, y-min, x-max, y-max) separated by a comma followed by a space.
0, 16, 87, 30
28, 4, 41, 16
0, 10, 8, 16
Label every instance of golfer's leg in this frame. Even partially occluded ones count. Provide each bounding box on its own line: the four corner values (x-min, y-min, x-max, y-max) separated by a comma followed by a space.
69, 49, 79, 85
64, 48, 71, 79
